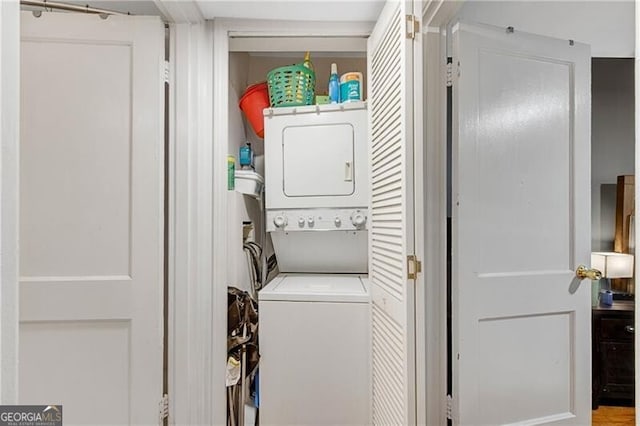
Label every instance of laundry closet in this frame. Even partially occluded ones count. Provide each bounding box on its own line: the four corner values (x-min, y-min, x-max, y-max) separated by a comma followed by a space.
214, 2, 422, 422
200, 2, 424, 424
227, 44, 371, 425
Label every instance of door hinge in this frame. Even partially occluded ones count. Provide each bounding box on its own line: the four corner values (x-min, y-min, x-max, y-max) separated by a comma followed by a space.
407, 255, 422, 280
163, 60, 170, 84
158, 393, 169, 422
406, 14, 420, 39
446, 62, 453, 87
446, 394, 453, 420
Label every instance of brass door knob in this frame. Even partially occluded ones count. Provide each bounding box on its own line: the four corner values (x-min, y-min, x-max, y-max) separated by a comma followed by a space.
576, 265, 602, 280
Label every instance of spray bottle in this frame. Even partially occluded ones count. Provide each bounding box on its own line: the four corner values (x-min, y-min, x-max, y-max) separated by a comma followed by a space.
239, 142, 254, 170
328, 63, 340, 104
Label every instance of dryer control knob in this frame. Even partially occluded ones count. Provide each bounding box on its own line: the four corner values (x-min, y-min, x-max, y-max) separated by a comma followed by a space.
298, 217, 305, 228
273, 215, 287, 228
334, 217, 342, 227
351, 212, 367, 227
307, 216, 315, 227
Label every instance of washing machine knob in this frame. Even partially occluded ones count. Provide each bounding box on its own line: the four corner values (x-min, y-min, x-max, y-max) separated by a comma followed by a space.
351, 212, 367, 227
334, 217, 342, 227
273, 215, 287, 228
307, 216, 315, 227
298, 217, 305, 228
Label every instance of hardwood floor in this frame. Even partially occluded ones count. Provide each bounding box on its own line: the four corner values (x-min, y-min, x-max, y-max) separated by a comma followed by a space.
592, 406, 635, 425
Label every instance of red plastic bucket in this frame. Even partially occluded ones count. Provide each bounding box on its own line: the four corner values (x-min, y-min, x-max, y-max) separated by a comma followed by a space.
239, 82, 269, 138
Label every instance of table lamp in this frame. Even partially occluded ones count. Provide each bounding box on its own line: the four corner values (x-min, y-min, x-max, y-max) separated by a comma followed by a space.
591, 252, 634, 304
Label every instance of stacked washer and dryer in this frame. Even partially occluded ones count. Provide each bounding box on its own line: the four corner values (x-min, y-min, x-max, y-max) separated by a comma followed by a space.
259, 101, 370, 425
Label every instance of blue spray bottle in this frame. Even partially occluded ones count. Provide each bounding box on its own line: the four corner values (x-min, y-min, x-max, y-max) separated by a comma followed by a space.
328, 63, 340, 104
239, 143, 254, 170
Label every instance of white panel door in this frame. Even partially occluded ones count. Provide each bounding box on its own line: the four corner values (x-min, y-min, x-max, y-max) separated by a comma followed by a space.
368, 0, 419, 424
20, 12, 164, 425
451, 22, 591, 425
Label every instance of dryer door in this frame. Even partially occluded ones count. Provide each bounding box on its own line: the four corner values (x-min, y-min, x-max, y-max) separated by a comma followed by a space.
282, 123, 355, 197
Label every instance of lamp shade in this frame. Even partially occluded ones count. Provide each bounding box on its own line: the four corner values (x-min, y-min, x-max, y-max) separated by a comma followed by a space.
591, 252, 634, 279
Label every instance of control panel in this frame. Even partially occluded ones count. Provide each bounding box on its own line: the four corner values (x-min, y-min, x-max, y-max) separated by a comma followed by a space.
266, 208, 368, 233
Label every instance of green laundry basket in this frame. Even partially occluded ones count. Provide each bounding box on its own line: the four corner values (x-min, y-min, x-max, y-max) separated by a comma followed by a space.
267, 64, 316, 107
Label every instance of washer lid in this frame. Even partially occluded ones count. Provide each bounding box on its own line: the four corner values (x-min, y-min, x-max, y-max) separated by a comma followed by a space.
259, 274, 369, 303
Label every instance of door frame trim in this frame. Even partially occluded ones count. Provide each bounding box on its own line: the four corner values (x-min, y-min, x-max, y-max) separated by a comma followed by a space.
418, 2, 463, 425
167, 21, 218, 425
635, 8, 640, 416
0, 0, 19, 404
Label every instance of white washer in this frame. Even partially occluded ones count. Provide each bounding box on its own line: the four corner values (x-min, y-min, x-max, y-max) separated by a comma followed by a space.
266, 207, 368, 273
259, 274, 370, 426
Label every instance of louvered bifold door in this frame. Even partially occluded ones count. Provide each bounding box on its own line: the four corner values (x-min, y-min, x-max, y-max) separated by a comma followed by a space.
367, 0, 416, 424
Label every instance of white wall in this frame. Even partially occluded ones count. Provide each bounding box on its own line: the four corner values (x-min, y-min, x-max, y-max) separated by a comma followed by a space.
591, 59, 635, 251
0, 0, 19, 404
456, 1, 635, 57
228, 52, 263, 294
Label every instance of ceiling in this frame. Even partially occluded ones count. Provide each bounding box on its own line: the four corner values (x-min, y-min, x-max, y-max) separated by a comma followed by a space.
195, 0, 385, 22
36, 0, 385, 22
22, 1, 634, 56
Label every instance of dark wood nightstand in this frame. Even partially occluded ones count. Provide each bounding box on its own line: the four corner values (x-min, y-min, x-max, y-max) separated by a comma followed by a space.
592, 301, 635, 409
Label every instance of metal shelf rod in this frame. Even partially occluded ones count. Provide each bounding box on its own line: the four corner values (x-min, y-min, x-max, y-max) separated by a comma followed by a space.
21, 0, 128, 16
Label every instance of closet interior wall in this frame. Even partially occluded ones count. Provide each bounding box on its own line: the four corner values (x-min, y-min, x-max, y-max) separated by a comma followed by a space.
228, 52, 259, 294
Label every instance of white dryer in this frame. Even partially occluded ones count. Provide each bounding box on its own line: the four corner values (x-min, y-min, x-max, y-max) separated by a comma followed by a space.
263, 102, 369, 273
259, 274, 370, 426
263, 102, 368, 210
